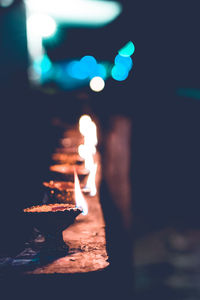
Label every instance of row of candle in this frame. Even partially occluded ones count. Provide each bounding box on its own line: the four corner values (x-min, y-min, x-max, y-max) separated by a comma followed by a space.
45, 114, 98, 215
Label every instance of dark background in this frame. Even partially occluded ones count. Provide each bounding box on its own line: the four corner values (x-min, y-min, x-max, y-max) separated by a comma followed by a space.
1, 0, 200, 244
0, 1, 200, 298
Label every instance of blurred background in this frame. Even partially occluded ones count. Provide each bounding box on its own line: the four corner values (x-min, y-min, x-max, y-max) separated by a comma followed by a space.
1, 0, 200, 299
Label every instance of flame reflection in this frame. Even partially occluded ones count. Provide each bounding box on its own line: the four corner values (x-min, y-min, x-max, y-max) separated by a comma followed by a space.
74, 169, 88, 215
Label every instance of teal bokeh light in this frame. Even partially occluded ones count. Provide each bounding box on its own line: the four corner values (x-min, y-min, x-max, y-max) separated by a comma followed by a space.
33, 54, 52, 74
111, 64, 129, 81
114, 54, 133, 71
96, 64, 107, 79
118, 41, 135, 57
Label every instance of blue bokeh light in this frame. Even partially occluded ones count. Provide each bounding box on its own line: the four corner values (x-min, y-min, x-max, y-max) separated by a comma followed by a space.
67, 60, 88, 80
80, 55, 98, 78
111, 64, 129, 81
80, 56, 97, 69
96, 64, 107, 79
114, 54, 133, 71
88, 63, 107, 79
66, 56, 107, 80
67, 56, 99, 80
33, 54, 52, 74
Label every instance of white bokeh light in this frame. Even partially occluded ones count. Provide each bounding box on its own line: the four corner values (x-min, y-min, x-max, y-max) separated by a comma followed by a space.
27, 14, 57, 38
89, 76, 105, 92
24, 0, 122, 27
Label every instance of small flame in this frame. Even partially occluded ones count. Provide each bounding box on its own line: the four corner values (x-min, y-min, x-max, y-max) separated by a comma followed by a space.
74, 169, 88, 215
78, 144, 95, 169
84, 121, 97, 147
86, 162, 97, 196
79, 115, 97, 147
78, 115, 98, 196
79, 115, 92, 136
78, 145, 97, 196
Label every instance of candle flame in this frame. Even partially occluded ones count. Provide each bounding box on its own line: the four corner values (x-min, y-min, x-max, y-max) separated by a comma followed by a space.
79, 115, 97, 147
74, 169, 88, 215
78, 114, 98, 196
86, 162, 97, 196
78, 144, 96, 168
79, 115, 92, 136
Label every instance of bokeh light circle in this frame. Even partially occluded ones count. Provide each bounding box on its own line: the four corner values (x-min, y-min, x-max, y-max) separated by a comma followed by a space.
89, 76, 105, 92
111, 64, 129, 81
114, 54, 133, 71
27, 14, 57, 38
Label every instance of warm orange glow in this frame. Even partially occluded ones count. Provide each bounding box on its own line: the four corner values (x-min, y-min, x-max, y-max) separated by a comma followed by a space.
74, 169, 88, 215
61, 138, 71, 147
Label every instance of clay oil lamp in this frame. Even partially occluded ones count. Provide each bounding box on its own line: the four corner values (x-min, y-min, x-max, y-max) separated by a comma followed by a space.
60, 136, 84, 149
23, 171, 88, 257
54, 146, 79, 154
49, 164, 89, 185
54, 136, 83, 155
43, 180, 90, 204
51, 153, 84, 165
23, 203, 82, 255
